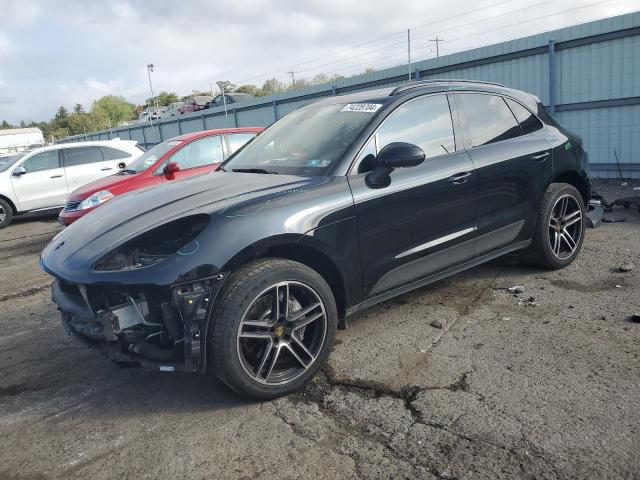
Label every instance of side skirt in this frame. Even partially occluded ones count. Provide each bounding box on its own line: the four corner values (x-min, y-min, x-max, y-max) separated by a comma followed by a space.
345, 239, 531, 317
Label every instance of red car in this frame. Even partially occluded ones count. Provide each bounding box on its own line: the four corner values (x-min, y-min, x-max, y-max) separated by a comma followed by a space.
59, 127, 262, 226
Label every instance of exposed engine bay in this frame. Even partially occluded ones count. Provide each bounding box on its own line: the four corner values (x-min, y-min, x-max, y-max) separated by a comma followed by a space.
53, 276, 225, 372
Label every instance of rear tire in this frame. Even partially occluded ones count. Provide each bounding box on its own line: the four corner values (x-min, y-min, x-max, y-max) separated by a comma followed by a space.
522, 183, 585, 269
208, 258, 337, 400
0, 198, 14, 229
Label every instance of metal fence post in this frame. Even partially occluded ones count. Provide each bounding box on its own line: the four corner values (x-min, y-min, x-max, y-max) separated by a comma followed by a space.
548, 38, 556, 113
201, 114, 206, 130
272, 100, 278, 121
141, 126, 147, 147
233, 109, 238, 127
331, 85, 337, 96
127, 127, 132, 140
177, 118, 182, 134
415, 68, 421, 81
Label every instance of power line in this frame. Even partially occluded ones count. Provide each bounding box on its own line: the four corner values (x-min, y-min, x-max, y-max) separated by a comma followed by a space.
232, 0, 528, 85
325, 0, 617, 77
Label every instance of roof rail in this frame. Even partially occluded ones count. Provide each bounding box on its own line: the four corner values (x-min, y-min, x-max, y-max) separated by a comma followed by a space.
390, 79, 505, 96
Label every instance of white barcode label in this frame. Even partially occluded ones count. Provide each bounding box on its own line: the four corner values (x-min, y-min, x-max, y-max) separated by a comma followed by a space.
341, 103, 382, 113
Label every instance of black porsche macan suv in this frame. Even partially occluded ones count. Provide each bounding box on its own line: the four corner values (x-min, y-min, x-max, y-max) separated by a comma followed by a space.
42, 79, 591, 399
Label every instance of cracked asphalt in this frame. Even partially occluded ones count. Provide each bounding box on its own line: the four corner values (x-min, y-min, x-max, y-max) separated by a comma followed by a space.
1, 181, 639, 480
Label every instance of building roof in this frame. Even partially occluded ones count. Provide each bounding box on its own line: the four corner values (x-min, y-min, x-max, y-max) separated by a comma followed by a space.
0, 127, 43, 136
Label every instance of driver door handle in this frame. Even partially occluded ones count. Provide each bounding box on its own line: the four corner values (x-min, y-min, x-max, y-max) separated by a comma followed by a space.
530, 152, 550, 162
100, 167, 113, 171
50, 175, 63, 178
447, 171, 472, 185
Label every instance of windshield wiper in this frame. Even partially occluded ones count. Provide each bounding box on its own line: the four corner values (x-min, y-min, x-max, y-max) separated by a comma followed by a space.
232, 168, 278, 174
120, 168, 137, 174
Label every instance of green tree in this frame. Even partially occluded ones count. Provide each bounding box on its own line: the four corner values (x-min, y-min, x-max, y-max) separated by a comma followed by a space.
287, 79, 311, 91
73, 103, 85, 114
1, 120, 13, 129
235, 84, 259, 96
215, 81, 236, 94
258, 78, 286, 96
145, 91, 180, 107
92, 95, 136, 125
363, 67, 376, 74
311, 73, 329, 85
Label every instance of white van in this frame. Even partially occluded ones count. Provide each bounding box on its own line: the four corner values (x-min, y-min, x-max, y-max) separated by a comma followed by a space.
0, 139, 143, 228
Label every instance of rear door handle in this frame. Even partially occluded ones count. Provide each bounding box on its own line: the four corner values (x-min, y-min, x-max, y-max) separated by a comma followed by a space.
100, 167, 113, 171
447, 171, 472, 185
530, 152, 550, 162
50, 175, 63, 178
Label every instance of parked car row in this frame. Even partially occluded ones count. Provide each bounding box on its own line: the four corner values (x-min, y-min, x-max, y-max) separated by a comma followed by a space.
0, 129, 261, 228
136, 93, 255, 123
40, 80, 592, 400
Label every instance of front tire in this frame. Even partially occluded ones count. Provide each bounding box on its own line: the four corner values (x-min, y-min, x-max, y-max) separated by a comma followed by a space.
522, 183, 585, 269
0, 198, 14, 229
208, 258, 337, 399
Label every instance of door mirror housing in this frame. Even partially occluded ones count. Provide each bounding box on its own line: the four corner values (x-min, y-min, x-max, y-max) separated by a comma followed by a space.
12, 166, 27, 177
163, 161, 180, 179
117, 162, 126, 170
365, 142, 425, 188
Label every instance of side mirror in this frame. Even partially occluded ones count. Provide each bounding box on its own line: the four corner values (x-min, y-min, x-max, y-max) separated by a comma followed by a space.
163, 161, 180, 179
365, 142, 425, 188
12, 166, 27, 177
117, 162, 126, 169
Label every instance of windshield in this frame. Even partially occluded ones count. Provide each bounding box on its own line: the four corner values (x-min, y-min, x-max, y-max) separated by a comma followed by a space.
124, 140, 181, 173
0, 152, 28, 173
223, 103, 380, 176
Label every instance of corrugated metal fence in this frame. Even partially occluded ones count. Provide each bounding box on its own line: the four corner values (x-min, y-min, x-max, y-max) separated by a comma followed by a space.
59, 12, 640, 178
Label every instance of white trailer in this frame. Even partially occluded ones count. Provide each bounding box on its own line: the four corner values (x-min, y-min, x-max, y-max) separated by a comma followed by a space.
0, 128, 44, 157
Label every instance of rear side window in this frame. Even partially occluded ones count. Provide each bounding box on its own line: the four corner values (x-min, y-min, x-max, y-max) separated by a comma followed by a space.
227, 133, 256, 154
377, 94, 455, 158
101, 146, 131, 160
168, 135, 224, 170
22, 151, 60, 172
458, 94, 520, 147
63, 147, 104, 167
505, 98, 543, 135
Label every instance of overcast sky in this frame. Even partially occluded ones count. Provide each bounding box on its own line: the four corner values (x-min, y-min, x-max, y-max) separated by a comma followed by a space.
0, 0, 637, 123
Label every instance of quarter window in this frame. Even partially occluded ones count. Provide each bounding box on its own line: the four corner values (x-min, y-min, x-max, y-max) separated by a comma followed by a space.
169, 135, 224, 170
457, 94, 520, 147
505, 98, 543, 135
22, 151, 60, 172
227, 133, 256, 154
377, 94, 455, 158
101, 146, 131, 160
63, 147, 104, 167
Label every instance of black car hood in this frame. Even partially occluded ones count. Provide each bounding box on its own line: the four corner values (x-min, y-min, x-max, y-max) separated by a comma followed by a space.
42, 171, 316, 274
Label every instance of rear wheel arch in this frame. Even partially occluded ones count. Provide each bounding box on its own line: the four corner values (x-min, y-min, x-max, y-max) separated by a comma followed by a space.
552, 170, 590, 206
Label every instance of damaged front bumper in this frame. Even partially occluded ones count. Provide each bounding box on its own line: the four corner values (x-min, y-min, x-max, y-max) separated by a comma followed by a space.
51, 275, 227, 372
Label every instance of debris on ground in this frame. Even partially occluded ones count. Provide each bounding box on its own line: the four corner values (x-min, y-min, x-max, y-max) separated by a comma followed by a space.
603, 213, 627, 223
430, 319, 444, 329
618, 263, 635, 272
586, 204, 603, 228
629, 314, 640, 323
508, 285, 525, 294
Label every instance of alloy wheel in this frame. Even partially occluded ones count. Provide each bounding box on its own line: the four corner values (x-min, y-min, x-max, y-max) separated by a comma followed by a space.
236, 281, 327, 386
0, 205, 5, 223
548, 194, 583, 259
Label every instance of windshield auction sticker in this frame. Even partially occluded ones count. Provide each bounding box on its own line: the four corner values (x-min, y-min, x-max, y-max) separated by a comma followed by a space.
341, 103, 382, 113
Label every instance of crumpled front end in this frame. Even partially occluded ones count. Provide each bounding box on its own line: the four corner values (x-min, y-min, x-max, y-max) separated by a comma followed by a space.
51, 275, 226, 372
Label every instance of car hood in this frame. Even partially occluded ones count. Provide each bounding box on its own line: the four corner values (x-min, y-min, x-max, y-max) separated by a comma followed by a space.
68, 171, 146, 201
42, 171, 317, 278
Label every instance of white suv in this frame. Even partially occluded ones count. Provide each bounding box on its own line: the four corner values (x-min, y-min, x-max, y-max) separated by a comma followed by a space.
0, 139, 143, 228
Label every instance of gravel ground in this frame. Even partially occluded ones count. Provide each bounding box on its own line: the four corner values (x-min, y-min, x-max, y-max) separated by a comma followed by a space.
0, 180, 639, 480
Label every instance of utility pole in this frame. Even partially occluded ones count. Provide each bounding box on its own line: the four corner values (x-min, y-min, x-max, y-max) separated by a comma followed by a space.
147, 63, 156, 127
429, 37, 443, 58
287, 71, 296, 86
407, 29, 412, 82
216, 81, 228, 123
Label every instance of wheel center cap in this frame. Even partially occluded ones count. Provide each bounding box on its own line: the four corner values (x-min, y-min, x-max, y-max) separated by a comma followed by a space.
274, 325, 285, 337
